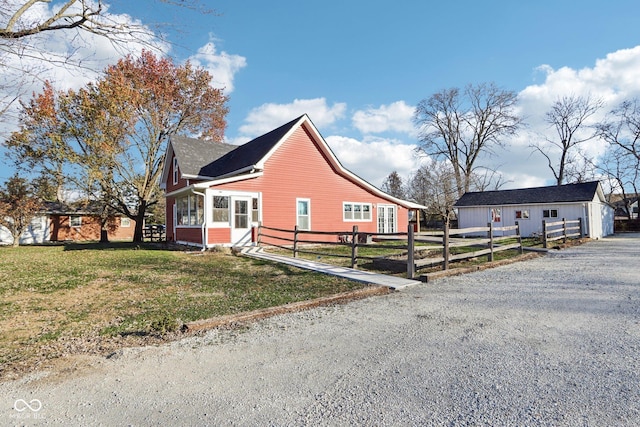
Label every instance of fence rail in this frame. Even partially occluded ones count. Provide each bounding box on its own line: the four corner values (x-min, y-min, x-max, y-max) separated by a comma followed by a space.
142, 225, 166, 242
542, 218, 582, 248
256, 221, 526, 279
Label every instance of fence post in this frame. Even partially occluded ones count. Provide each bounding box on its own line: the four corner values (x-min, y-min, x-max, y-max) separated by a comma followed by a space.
578, 217, 583, 237
351, 225, 358, 269
293, 225, 299, 258
443, 222, 449, 270
487, 222, 494, 262
542, 220, 548, 248
563, 218, 567, 243
407, 223, 415, 279
515, 221, 523, 254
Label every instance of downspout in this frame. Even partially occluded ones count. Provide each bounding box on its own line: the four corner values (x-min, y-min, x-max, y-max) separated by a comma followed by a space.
192, 189, 207, 252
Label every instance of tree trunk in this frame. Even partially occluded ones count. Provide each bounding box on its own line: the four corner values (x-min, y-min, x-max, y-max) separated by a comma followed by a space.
99, 228, 109, 243
132, 201, 147, 243
11, 233, 20, 247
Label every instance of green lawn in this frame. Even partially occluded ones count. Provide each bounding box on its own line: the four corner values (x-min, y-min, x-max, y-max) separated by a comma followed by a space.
0, 242, 367, 378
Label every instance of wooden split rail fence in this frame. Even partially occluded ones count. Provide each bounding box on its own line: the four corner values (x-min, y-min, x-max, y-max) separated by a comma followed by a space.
256, 222, 525, 279
542, 218, 583, 248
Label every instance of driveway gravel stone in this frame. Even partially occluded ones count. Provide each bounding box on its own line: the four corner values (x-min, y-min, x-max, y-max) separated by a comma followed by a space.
2, 234, 639, 426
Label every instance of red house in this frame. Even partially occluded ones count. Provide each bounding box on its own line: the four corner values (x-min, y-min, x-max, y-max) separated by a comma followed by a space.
161, 114, 425, 248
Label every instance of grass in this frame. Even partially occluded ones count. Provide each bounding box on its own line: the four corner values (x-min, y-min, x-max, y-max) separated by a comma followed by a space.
0, 242, 367, 378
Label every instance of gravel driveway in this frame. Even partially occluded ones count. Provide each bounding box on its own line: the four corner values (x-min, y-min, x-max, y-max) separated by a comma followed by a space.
3, 234, 640, 426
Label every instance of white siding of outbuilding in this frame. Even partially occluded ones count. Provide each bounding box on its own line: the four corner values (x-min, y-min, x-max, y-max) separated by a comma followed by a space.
457, 201, 614, 239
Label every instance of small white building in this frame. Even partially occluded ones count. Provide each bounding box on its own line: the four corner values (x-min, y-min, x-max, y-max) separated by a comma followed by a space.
454, 181, 615, 239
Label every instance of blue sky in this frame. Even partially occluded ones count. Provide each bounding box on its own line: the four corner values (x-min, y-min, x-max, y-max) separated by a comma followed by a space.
2, 0, 640, 190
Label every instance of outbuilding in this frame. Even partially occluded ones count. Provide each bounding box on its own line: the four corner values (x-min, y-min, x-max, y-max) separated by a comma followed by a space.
454, 181, 614, 239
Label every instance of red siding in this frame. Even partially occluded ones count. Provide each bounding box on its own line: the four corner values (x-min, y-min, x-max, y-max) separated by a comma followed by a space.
49, 215, 135, 242
166, 198, 175, 241
208, 228, 231, 244
176, 227, 202, 244
166, 154, 191, 193
213, 126, 408, 241
164, 123, 411, 246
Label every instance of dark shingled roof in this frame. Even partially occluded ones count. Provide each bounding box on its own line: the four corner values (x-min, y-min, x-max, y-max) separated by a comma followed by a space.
170, 136, 237, 178
171, 115, 303, 180
454, 181, 601, 207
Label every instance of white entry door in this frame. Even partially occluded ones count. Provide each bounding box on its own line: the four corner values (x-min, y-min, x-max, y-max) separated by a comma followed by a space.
231, 197, 252, 245
377, 205, 396, 234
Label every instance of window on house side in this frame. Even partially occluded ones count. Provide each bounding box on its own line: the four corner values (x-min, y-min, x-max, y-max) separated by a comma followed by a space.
343, 202, 372, 221
176, 195, 204, 226
121, 217, 131, 227
297, 199, 310, 230
543, 209, 558, 218
173, 158, 179, 185
252, 198, 259, 222
515, 210, 529, 220
70, 215, 82, 227
213, 196, 230, 223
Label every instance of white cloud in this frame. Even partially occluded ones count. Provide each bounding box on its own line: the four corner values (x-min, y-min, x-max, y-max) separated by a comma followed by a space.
238, 98, 347, 138
0, 1, 164, 139
501, 45, 640, 187
326, 135, 428, 188
188, 36, 247, 94
351, 101, 415, 135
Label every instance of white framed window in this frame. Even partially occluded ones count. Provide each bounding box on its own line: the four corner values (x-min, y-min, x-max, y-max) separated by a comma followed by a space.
491, 208, 501, 223
121, 217, 131, 227
515, 210, 529, 220
343, 202, 372, 221
252, 197, 259, 222
297, 198, 310, 230
173, 157, 179, 185
176, 194, 203, 226
70, 215, 82, 227
212, 196, 230, 223
377, 205, 396, 233
543, 209, 558, 218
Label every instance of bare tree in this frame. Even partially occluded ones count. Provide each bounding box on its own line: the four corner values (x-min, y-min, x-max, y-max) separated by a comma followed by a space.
469, 166, 510, 192
597, 145, 640, 219
597, 98, 640, 220
413, 82, 521, 197
381, 171, 405, 199
598, 98, 640, 164
407, 161, 458, 226
531, 95, 603, 185
0, 1, 211, 120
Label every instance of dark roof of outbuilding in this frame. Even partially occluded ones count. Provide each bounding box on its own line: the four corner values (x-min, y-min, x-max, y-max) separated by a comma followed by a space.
454, 181, 601, 207
170, 115, 303, 179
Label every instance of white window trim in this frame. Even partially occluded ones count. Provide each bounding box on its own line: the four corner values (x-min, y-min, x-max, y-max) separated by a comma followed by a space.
70, 215, 82, 228
212, 195, 231, 226
173, 157, 179, 185
207, 190, 261, 228
342, 202, 372, 222
121, 217, 131, 227
296, 198, 311, 231
175, 193, 204, 228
